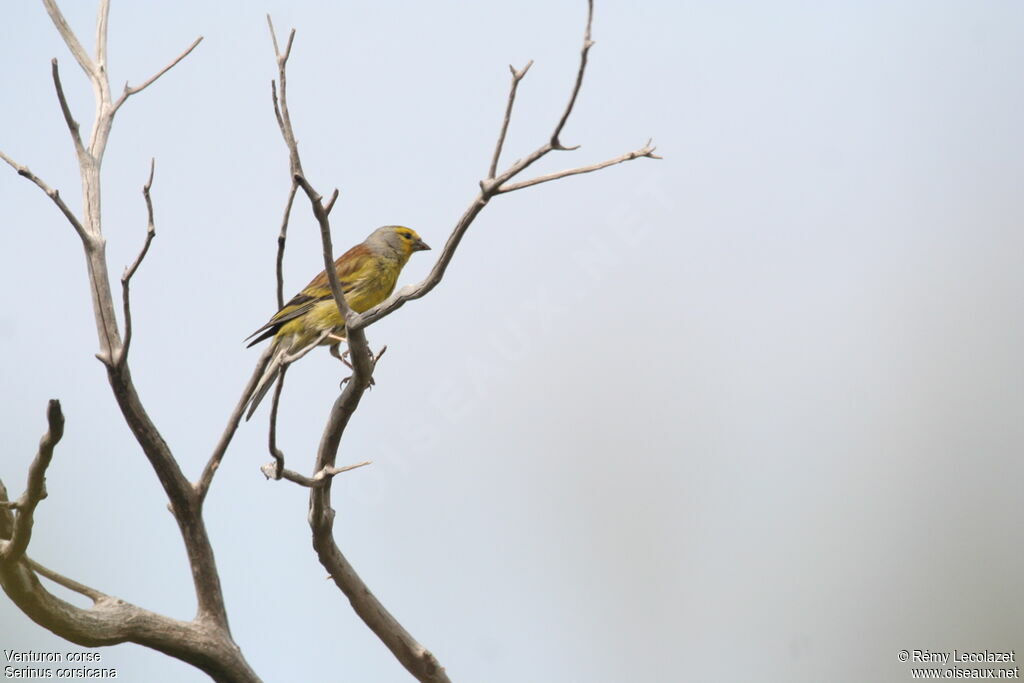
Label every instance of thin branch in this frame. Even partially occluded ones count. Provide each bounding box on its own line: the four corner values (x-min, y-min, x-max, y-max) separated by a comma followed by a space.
196, 345, 275, 503
51, 59, 87, 164
275, 182, 298, 309
280, 329, 335, 365
324, 188, 340, 215
26, 557, 106, 602
94, 0, 110, 70
487, 61, 533, 179
260, 461, 371, 487
267, 18, 300, 175
349, 190, 489, 331
41, 0, 97, 79
0, 151, 88, 241
111, 36, 204, 115
0, 400, 65, 564
267, 367, 288, 477
551, 0, 594, 150
120, 159, 157, 361
497, 140, 660, 193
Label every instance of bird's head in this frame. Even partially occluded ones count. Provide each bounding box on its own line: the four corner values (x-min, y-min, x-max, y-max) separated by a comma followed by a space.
369, 225, 431, 260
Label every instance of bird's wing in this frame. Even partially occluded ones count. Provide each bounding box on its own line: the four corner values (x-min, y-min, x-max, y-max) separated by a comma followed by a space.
245, 242, 378, 345
302, 242, 378, 292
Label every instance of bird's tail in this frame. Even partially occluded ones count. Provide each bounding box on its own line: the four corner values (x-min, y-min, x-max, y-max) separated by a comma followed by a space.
245, 340, 288, 421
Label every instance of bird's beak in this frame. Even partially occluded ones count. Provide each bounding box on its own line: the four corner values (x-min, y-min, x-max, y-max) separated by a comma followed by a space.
413, 238, 431, 252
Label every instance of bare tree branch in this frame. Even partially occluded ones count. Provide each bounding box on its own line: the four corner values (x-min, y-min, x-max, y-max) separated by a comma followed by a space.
308, 377, 451, 682
350, 0, 655, 334
487, 60, 533, 179
267, 18, 300, 173
275, 182, 298, 309
93, 0, 109, 70
26, 557, 105, 602
0, 400, 65, 564
0, 557, 260, 681
0, 151, 88, 241
267, 366, 288, 476
41, 0, 97, 79
497, 140, 661, 193
111, 37, 204, 116
120, 159, 157, 362
196, 344, 274, 503
260, 460, 371, 487
51, 59, 87, 164
550, 0, 594, 150
324, 188, 340, 214
0, 468, 259, 680
349, 191, 490, 331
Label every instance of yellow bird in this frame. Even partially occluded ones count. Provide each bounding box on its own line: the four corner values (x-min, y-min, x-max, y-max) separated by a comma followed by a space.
244, 225, 430, 420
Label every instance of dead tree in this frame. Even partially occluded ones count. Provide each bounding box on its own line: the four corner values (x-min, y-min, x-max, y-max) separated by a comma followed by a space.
0, 1, 657, 681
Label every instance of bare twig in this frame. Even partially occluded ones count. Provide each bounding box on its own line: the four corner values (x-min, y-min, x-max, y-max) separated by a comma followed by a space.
41, 0, 97, 79
196, 345, 274, 502
111, 37, 203, 115
280, 329, 335, 365
26, 557, 106, 602
0, 151, 88, 241
0, 400, 65, 564
120, 159, 157, 361
324, 188, 340, 215
550, 0, 594, 150
93, 0, 109, 70
260, 461, 371, 487
487, 61, 533, 179
497, 140, 661, 193
275, 182, 298, 309
267, 18, 300, 174
267, 367, 288, 477
51, 59, 87, 163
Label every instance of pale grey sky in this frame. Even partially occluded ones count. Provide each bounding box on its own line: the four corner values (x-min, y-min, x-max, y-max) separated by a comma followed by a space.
2, 2, 1023, 682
